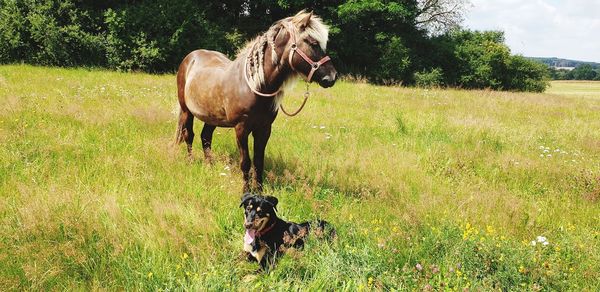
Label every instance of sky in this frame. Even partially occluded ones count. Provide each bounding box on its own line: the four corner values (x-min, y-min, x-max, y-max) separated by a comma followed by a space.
463, 0, 600, 62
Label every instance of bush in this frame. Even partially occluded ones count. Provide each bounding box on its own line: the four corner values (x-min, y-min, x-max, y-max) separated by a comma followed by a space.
0, 0, 106, 66
504, 55, 549, 92
414, 68, 444, 88
374, 36, 412, 84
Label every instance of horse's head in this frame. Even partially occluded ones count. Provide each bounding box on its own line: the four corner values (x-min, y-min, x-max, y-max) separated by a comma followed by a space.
280, 11, 337, 88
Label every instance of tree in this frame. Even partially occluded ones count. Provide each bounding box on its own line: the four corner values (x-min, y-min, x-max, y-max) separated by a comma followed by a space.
571, 64, 597, 80
415, 0, 470, 34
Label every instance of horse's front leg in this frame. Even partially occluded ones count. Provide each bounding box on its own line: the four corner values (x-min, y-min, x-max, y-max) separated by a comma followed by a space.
252, 125, 272, 193
235, 123, 252, 192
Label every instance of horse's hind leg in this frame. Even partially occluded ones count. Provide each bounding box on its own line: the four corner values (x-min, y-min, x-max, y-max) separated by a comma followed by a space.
176, 108, 195, 158
200, 124, 216, 163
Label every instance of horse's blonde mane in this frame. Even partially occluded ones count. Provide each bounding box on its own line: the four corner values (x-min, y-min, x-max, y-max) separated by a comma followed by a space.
292, 11, 329, 51
239, 10, 329, 110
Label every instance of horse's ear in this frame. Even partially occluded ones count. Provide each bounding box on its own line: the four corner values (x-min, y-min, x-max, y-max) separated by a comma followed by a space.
295, 11, 313, 30
264, 195, 278, 211
240, 193, 254, 208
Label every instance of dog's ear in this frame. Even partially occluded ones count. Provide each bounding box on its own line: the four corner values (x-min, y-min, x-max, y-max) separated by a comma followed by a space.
264, 195, 278, 211
240, 193, 254, 208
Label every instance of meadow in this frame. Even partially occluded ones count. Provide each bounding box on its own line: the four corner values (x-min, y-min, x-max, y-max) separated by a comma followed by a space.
0, 65, 598, 290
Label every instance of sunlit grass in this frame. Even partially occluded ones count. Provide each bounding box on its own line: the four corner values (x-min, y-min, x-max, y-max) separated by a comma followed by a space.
1, 65, 599, 290
547, 80, 600, 99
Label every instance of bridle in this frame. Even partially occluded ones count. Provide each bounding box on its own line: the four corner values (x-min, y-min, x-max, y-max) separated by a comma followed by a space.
244, 21, 331, 98
286, 23, 331, 84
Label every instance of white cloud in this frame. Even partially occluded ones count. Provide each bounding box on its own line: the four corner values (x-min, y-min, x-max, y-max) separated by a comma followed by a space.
464, 0, 600, 62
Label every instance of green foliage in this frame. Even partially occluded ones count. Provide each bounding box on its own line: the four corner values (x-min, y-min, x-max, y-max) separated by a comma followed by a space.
504, 55, 548, 92
571, 64, 597, 80
428, 30, 548, 92
452, 30, 509, 89
530, 57, 600, 70
0, 0, 549, 91
0, 0, 105, 66
374, 36, 412, 84
414, 67, 444, 88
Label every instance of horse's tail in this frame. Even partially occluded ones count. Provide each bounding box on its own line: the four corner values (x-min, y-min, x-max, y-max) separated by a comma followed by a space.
173, 105, 186, 145
172, 55, 193, 147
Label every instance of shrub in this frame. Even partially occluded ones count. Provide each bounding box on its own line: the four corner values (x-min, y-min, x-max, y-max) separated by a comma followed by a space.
414, 68, 444, 88
504, 55, 549, 92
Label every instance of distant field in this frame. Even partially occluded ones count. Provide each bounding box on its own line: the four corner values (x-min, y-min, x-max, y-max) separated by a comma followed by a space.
547, 80, 600, 98
1, 65, 599, 290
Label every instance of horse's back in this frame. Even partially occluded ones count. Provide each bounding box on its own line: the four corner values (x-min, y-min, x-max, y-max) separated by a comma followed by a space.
178, 49, 231, 83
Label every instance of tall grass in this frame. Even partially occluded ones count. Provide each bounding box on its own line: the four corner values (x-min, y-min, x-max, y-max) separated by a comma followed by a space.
1, 65, 599, 290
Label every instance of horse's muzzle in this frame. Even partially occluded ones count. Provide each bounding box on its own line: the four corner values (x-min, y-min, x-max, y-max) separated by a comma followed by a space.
319, 72, 337, 88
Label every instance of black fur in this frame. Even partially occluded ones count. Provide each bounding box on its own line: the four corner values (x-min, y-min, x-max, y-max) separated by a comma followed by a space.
240, 193, 335, 270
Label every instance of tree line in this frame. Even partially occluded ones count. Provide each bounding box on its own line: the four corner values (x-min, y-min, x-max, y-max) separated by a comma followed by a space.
0, 0, 549, 92
548, 65, 600, 81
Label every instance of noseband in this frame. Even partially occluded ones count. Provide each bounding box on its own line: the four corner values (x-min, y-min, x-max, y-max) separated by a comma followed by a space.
244, 22, 331, 97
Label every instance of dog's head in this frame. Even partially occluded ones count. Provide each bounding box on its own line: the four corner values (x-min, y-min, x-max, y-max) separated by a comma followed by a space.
239, 193, 278, 232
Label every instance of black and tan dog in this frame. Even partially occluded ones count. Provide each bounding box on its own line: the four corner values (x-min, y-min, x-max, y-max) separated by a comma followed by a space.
240, 193, 334, 270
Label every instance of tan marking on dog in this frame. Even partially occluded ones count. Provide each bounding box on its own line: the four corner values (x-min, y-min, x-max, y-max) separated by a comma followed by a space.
298, 227, 308, 238
255, 217, 269, 231
257, 207, 261, 212
244, 241, 268, 262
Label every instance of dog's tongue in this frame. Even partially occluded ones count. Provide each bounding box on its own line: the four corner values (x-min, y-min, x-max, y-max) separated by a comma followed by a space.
244, 229, 256, 245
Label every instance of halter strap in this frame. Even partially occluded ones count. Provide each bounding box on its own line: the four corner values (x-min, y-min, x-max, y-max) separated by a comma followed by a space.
289, 45, 331, 82
243, 57, 282, 97
285, 22, 331, 83
244, 21, 331, 97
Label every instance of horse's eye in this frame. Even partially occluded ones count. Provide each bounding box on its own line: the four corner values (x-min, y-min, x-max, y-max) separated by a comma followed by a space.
305, 39, 318, 46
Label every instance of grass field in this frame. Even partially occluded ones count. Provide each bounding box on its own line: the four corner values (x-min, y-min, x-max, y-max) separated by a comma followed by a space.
1, 65, 599, 290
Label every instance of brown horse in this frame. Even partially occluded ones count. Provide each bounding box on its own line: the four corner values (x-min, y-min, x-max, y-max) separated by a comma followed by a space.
174, 11, 337, 192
